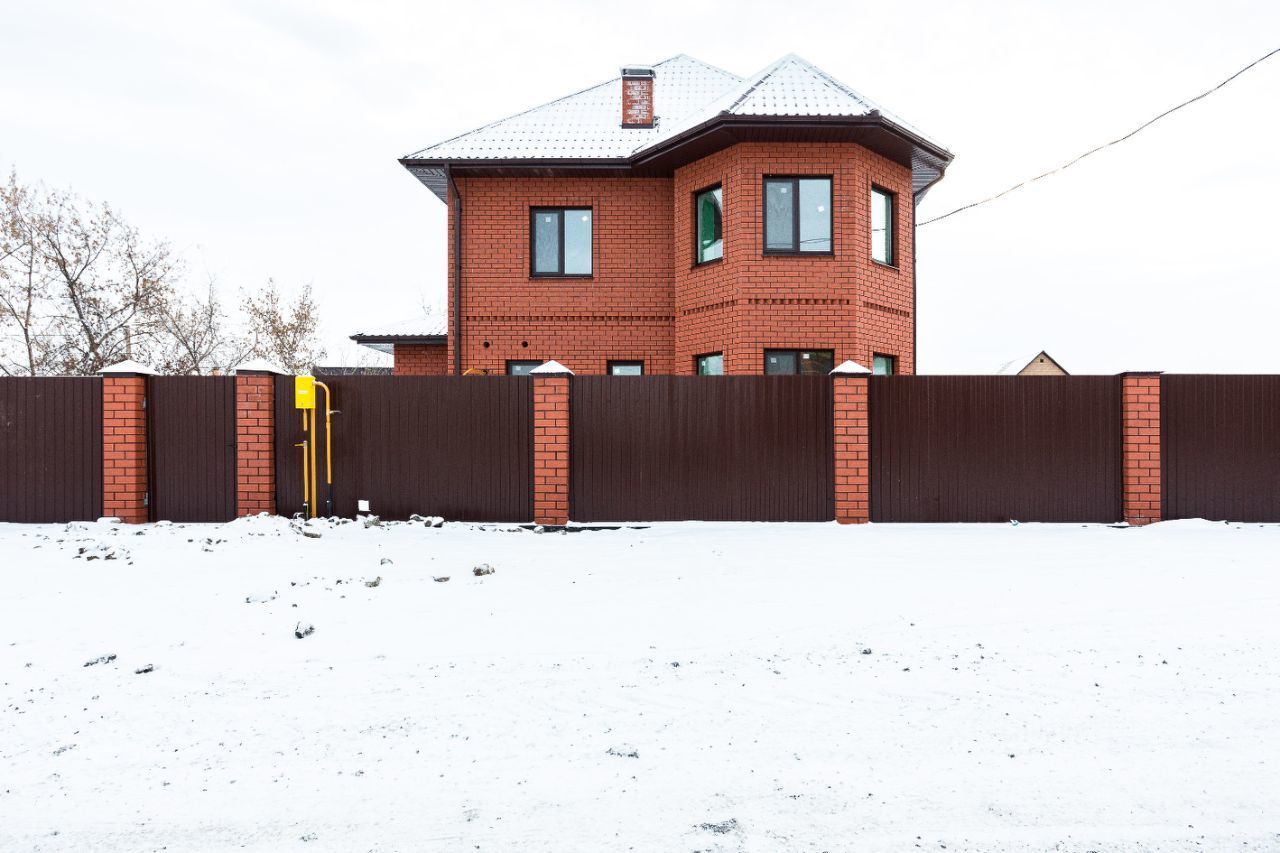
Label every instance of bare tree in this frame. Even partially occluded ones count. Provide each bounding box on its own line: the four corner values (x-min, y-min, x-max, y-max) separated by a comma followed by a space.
32, 187, 177, 374
242, 279, 326, 373
154, 278, 254, 375
0, 173, 58, 375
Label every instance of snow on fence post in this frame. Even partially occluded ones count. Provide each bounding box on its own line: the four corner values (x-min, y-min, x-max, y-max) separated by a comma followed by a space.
1120, 372, 1162, 526
234, 360, 287, 517
530, 361, 573, 526
100, 360, 158, 523
831, 361, 872, 524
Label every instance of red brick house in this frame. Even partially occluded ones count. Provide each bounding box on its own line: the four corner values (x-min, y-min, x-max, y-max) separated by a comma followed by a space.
360, 54, 952, 376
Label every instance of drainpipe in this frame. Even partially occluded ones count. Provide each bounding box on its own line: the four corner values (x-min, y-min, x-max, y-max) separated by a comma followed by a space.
446, 166, 464, 376
911, 191, 920, 375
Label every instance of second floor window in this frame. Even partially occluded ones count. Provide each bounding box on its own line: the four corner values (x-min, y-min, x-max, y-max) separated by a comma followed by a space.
764, 177, 831, 254
695, 185, 723, 263
531, 208, 592, 277
871, 187, 895, 265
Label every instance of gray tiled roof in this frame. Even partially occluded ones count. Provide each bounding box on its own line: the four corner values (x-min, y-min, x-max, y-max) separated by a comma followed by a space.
405, 54, 947, 162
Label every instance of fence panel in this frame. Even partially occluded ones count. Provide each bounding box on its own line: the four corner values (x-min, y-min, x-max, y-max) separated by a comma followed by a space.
0, 377, 103, 522
148, 376, 237, 522
870, 376, 1121, 523
275, 376, 533, 521
570, 376, 833, 522
1162, 375, 1280, 521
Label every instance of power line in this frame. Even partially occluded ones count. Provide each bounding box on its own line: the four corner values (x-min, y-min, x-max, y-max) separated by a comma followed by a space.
920, 46, 1280, 227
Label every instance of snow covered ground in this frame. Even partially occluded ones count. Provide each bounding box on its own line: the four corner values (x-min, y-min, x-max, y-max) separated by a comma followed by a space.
2, 516, 1278, 852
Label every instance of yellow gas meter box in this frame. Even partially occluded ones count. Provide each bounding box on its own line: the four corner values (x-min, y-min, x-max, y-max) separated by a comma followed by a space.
294, 375, 316, 409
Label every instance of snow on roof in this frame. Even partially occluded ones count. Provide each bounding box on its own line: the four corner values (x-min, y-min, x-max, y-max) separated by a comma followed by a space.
233, 358, 288, 375
404, 53, 948, 163
100, 359, 158, 376
351, 314, 448, 340
406, 55, 742, 162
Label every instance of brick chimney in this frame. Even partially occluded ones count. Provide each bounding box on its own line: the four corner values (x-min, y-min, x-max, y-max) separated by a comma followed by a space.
621, 67, 655, 128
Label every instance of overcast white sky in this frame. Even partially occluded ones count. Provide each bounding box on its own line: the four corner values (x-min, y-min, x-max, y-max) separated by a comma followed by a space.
2, 0, 1277, 373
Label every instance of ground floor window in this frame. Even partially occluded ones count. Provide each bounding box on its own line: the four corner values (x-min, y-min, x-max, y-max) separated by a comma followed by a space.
873, 354, 897, 376
608, 361, 644, 376
695, 353, 724, 375
506, 360, 542, 376
764, 349, 834, 376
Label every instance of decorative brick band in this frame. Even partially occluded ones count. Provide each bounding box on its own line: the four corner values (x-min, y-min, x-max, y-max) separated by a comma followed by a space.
235, 373, 276, 516
532, 376, 570, 525
833, 375, 871, 523
102, 375, 148, 523
1121, 373, 1162, 525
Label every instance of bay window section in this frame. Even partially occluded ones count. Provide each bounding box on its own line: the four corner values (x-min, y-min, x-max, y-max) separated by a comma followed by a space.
763, 177, 831, 253
695, 185, 723, 263
531, 208, 592, 276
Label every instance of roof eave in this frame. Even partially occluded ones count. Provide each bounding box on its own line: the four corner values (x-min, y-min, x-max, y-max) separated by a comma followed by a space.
350, 333, 448, 346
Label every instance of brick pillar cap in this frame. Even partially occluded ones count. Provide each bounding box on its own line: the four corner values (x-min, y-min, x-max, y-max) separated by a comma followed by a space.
100, 359, 158, 376
1117, 370, 1164, 377
234, 358, 289, 376
530, 360, 574, 375
830, 360, 871, 375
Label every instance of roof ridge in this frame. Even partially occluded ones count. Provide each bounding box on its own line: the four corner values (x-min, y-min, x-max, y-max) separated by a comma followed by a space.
720, 54, 793, 114
779, 53, 879, 113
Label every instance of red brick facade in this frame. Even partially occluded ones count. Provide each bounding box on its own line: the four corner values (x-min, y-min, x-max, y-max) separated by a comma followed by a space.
394, 343, 448, 376
1121, 373, 1162, 525
102, 375, 148, 523
235, 373, 276, 516
441, 141, 914, 376
532, 375, 570, 525
832, 375, 870, 523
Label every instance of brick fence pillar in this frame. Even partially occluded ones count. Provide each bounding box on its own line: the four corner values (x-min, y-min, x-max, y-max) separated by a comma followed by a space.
1120, 372, 1162, 525
100, 362, 156, 523
235, 370, 278, 516
531, 362, 572, 526
832, 371, 871, 524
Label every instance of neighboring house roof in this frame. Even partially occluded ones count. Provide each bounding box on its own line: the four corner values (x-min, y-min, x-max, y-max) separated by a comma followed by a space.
402, 54, 952, 202
350, 315, 448, 354
996, 351, 1069, 375
314, 365, 394, 376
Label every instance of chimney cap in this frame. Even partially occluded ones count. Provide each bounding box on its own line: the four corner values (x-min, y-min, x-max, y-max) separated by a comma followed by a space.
621, 66, 655, 78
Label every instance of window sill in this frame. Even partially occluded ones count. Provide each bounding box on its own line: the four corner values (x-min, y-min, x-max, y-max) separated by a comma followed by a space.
529, 274, 594, 280
762, 251, 835, 258
871, 259, 900, 271
692, 257, 724, 269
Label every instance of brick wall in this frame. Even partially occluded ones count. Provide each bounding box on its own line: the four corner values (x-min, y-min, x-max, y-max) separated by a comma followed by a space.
394, 343, 449, 376
448, 175, 675, 375
832, 375, 870, 523
102, 375, 148, 523
442, 141, 915, 376
1121, 373, 1162, 525
532, 375, 570, 525
235, 373, 275, 516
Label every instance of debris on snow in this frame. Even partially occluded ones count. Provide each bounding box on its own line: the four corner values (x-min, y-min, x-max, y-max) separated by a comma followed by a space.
473, 564, 495, 576
607, 744, 639, 759
433, 576, 450, 583
245, 591, 277, 604
134, 664, 155, 674
380, 557, 394, 566
364, 576, 382, 588
294, 622, 315, 639
83, 654, 117, 667
699, 819, 739, 835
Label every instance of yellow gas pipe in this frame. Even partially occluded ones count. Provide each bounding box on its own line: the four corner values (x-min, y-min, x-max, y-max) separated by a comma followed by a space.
314, 381, 334, 516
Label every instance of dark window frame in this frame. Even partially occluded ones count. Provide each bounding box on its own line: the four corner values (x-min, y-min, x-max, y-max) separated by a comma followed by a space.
762, 348, 836, 376
607, 360, 645, 376
694, 352, 724, 376
870, 185, 897, 267
762, 175, 834, 256
872, 353, 898, 376
529, 206, 593, 278
692, 182, 724, 267
506, 360, 543, 376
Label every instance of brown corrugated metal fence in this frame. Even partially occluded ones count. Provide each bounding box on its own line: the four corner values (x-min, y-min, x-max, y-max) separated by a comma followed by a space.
274, 376, 533, 521
870, 376, 1122, 523
148, 376, 237, 522
1161, 375, 1280, 521
0, 377, 103, 522
570, 376, 833, 521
